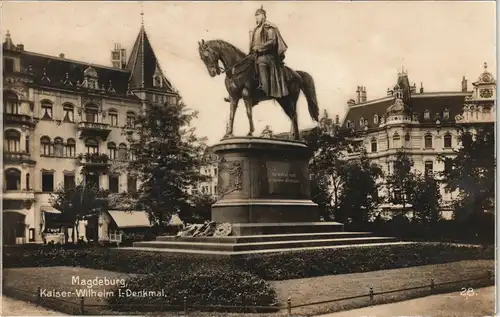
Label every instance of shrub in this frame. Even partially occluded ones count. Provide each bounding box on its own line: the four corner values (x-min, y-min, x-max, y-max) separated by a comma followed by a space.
232, 243, 495, 280
3, 243, 494, 281
106, 267, 278, 313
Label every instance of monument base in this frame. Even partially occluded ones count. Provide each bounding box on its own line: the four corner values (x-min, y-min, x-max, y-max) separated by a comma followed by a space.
131, 137, 400, 255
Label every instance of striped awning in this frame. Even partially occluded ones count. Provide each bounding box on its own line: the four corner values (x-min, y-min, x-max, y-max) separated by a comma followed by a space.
108, 210, 152, 228
41, 206, 62, 214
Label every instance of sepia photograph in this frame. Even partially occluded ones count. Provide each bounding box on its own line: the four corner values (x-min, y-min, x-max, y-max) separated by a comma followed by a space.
1, 1, 497, 316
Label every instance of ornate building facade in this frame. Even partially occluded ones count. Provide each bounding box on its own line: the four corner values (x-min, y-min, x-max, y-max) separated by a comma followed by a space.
341, 63, 496, 218
2, 25, 180, 244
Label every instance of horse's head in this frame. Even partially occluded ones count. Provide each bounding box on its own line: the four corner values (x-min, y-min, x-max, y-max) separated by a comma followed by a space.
198, 39, 221, 77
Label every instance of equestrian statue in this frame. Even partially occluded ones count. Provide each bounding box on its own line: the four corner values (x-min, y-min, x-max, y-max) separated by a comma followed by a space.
198, 5, 319, 140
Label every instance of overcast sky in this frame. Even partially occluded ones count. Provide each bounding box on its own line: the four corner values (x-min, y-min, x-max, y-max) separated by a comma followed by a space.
3, 1, 496, 144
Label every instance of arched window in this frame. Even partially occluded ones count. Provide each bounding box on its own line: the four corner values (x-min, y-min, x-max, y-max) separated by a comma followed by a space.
54, 137, 64, 156
424, 161, 434, 176
129, 145, 137, 161
4, 129, 21, 152
107, 142, 117, 160
126, 111, 136, 127
25, 135, 30, 153
5, 168, 21, 190
443, 134, 452, 149
84, 104, 99, 123
66, 138, 76, 157
26, 173, 30, 191
359, 117, 365, 127
4, 91, 19, 114
443, 108, 450, 120
41, 100, 53, 120
370, 138, 378, 152
118, 143, 128, 160
40, 136, 51, 156
424, 109, 430, 120
85, 138, 99, 154
373, 114, 379, 124
109, 109, 118, 126
63, 103, 75, 122
392, 133, 401, 148
424, 133, 433, 149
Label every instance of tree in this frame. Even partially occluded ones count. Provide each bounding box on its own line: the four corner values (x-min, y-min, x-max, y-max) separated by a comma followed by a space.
127, 100, 209, 228
385, 150, 418, 218
411, 173, 442, 225
180, 193, 216, 224
50, 181, 106, 244
303, 112, 354, 220
439, 124, 495, 223
337, 151, 384, 224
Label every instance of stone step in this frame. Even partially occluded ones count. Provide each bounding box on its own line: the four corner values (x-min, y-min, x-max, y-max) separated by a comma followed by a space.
231, 222, 345, 235
133, 236, 398, 252
156, 231, 374, 243
122, 241, 415, 256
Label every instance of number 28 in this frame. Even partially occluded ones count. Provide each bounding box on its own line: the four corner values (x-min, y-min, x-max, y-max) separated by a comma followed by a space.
460, 287, 475, 296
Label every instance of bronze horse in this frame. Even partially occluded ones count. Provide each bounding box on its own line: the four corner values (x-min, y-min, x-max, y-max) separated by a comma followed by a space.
198, 39, 319, 140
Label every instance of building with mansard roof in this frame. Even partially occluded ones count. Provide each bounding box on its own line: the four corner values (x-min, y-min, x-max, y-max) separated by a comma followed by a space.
2, 24, 183, 245
341, 64, 496, 218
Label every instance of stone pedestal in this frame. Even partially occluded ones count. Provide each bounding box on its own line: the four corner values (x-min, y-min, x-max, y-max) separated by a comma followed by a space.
130, 137, 400, 255
211, 137, 321, 234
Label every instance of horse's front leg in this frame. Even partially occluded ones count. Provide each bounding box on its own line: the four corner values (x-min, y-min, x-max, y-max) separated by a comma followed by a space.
242, 94, 255, 136
224, 97, 239, 138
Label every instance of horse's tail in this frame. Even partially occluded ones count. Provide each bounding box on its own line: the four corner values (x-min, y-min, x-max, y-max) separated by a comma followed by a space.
297, 70, 319, 122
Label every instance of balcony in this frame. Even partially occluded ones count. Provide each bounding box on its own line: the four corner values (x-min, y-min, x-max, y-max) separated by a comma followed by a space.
3, 152, 36, 165
3, 190, 35, 201
77, 153, 110, 172
4, 113, 36, 127
77, 121, 112, 140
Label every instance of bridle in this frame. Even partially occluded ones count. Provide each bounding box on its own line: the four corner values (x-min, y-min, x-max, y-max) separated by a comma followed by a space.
200, 44, 254, 76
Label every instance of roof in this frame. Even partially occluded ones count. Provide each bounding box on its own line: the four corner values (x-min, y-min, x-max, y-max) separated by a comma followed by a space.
126, 26, 174, 92
108, 210, 152, 228
3, 27, 177, 98
342, 92, 469, 131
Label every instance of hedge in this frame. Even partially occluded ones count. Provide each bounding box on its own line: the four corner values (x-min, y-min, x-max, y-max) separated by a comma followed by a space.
232, 243, 495, 280
106, 267, 278, 313
3, 243, 494, 281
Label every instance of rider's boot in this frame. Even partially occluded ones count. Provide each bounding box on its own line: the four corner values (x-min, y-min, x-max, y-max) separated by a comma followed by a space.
258, 63, 270, 95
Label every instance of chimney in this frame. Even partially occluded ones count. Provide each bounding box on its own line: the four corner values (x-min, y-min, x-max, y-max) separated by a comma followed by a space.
111, 43, 127, 69
356, 86, 362, 103
16, 44, 24, 51
461, 76, 468, 92
59, 53, 65, 58
360, 86, 367, 103
420, 82, 424, 93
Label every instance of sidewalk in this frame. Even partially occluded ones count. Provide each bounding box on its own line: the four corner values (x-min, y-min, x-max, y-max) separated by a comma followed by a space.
1, 296, 68, 316
315, 286, 495, 317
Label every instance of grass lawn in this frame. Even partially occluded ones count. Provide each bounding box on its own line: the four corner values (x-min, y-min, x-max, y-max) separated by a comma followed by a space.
270, 259, 495, 316
3, 259, 494, 316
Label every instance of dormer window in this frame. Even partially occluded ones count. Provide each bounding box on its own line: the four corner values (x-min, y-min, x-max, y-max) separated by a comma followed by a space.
153, 75, 162, 87
443, 108, 450, 120
346, 120, 353, 128
424, 110, 430, 120
373, 114, 379, 124
359, 117, 365, 127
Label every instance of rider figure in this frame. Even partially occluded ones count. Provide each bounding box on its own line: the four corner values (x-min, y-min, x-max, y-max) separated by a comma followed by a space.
250, 6, 289, 98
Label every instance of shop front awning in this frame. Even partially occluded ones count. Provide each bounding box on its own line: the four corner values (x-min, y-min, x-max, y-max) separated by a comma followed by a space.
108, 210, 152, 228
41, 207, 72, 233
